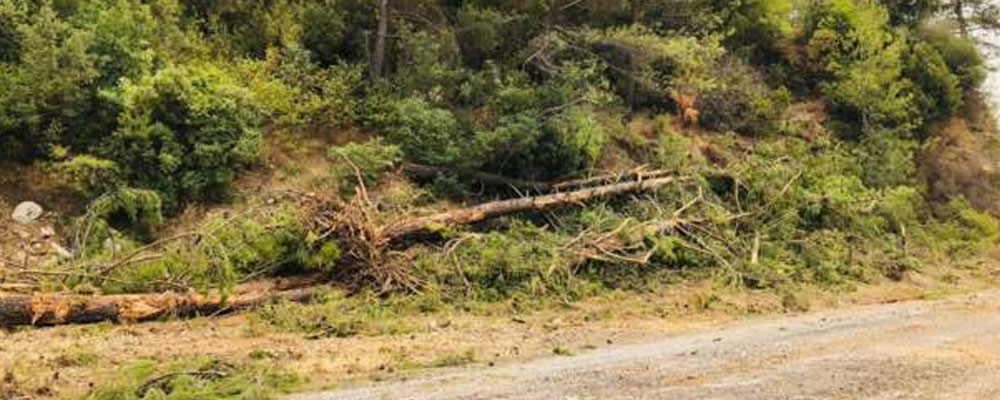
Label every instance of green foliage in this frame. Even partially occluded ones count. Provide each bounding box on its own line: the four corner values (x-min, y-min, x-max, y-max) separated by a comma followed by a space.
251, 291, 419, 337
56, 154, 121, 195
4, 0, 1000, 309
588, 26, 726, 107
82, 188, 165, 241
328, 139, 402, 194
85, 357, 304, 400
393, 26, 464, 99
236, 47, 364, 128
714, 0, 794, 61
922, 198, 1000, 257
455, 5, 507, 68
919, 23, 987, 91
95, 203, 318, 294
696, 59, 790, 135
0, 2, 97, 159
905, 41, 962, 124
386, 97, 469, 167
0, 2, 25, 63
879, 0, 940, 26
854, 127, 918, 188
107, 63, 263, 211
416, 220, 597, 303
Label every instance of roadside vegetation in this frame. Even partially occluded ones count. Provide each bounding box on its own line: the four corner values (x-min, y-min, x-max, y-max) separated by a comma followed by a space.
3, 0, 1000, 398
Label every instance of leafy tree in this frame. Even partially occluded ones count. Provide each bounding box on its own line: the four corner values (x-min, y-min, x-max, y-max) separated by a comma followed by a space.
0, 2, 97, 160
105, 64, 264, 211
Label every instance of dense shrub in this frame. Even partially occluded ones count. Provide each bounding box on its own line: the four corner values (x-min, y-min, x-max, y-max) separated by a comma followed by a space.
919, 23, 986, 92
0, 3, 24, 63
854, 127, 919, 188
0, 3, 97, 159
393, 26, 464, 99
236, 46, 364, 128
714, 0, 794, 62
386, 97, 470, 167
587, 27, 725, 108
905, 41, 963, 125
803, 0, 922, 133
696, 59, 790, 135
105, 64, 264, 211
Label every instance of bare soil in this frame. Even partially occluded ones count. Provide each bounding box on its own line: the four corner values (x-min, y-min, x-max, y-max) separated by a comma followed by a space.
292, 289, 1000, 400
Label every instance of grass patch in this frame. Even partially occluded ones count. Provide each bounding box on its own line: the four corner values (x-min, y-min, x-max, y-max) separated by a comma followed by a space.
85, 357, 305, 400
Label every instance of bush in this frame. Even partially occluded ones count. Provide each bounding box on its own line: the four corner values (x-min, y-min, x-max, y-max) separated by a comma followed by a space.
106, 63, 264, 211
328, 140, 402, 195
0, 2, 24, 63
854, 127, 918, 188
905, 41, 962, 124
587, 27, 725, 108
299, 0, 373, 65
386, 97, 469, 167
393, 26, 464, 99
696, 59, 790, 135
804, 0, 920, 133
0, 3, 97, 160
475, 106, 607, 180
919, 23, 986, 92
236, 46, 364, 129
455, 5, 506, 68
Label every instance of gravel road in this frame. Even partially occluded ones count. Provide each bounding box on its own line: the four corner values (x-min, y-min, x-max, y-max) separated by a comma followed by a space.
289, 291, 1000, 400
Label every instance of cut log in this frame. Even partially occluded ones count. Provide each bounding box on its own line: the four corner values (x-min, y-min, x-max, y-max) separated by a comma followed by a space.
0, 279, 321, 327
385, 176, 682, 241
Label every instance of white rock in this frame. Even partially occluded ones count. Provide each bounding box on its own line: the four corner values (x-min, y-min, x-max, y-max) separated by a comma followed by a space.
11, 201, 43, 224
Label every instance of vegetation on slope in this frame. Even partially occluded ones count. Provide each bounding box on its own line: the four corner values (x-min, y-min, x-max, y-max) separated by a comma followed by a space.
1, 0, 1000, 336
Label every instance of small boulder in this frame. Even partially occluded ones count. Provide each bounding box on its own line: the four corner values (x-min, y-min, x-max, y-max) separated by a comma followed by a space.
11, 202, 43, 224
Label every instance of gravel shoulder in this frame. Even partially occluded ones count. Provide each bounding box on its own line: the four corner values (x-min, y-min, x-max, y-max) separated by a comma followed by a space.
291, 291, 1000, 400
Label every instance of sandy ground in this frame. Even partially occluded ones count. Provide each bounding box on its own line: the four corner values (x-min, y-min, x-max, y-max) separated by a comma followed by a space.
290, 290, 1000, 400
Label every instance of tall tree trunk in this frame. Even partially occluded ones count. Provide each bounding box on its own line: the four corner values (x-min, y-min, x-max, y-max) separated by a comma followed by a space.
371, 0, 389, 79
954, 0, 970, 36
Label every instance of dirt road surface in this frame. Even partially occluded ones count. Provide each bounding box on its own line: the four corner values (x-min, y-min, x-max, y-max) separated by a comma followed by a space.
290, 291, 1000, 400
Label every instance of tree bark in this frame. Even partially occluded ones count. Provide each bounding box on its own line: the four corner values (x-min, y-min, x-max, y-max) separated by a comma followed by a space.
371, 0, 389, 79
955, 1, 970, 36
0, 281, 319, 327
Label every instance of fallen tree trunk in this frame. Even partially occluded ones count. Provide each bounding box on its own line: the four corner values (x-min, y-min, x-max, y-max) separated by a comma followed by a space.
384, 176, 682, 241
400, 163, 674, 193
0, 279, 320, 327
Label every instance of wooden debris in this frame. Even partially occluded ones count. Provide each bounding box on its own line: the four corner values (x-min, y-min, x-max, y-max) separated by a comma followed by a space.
384, 176, 683, 241
0, 279, 321, 327
401, 162, 674, 193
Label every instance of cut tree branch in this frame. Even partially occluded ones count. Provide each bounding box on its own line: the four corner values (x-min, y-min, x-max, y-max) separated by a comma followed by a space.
383, 176, 684, 242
